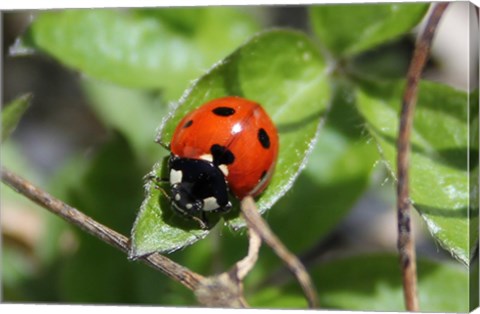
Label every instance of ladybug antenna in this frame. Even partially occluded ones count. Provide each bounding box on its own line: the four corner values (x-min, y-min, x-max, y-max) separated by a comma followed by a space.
156, 185, 171, 201
145, 174, 171, 201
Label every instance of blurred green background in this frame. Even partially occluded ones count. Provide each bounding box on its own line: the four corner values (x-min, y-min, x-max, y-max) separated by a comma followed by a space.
1, 3, 476, 311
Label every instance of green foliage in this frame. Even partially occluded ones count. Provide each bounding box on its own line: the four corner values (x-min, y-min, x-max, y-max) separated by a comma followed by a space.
187, 84, 379, 288
1, 94, 31, 142
3, 3, 474, 311
55, 133, 185, 304
250, 254, 469, 312
20, 8, 259, 100
244, 82, 378, 258
357, 81, 476, 265
81, 78, 169, 164
131, 29, 330, 256
309, 3, 429, 57
1, 141, 68, 301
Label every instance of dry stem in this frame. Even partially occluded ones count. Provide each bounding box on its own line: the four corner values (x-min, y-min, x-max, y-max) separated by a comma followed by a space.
397, 2, 449, 311
2, 150, 316, 309
240, 196, 319, 308
2, 166, 260, 308
194, 227, 261, 308
1, 166, 204, 291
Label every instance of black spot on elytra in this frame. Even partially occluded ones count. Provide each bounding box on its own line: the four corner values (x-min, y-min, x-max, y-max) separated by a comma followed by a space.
212, 107, 236, 117
183, 120, 193, 128
211, 144, 235, 165
258, 128, 270, 149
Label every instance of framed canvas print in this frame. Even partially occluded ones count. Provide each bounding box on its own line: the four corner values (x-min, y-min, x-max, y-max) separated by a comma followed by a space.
1, 1, 479, 313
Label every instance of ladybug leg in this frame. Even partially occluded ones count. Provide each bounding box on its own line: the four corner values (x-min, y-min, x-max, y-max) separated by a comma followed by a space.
196, 213, 210, 230
184, 213, 209, 230
143, 173, 169, 184
211, 201, 233, 213
152, 184, 209, 228
171, 201, 209, 230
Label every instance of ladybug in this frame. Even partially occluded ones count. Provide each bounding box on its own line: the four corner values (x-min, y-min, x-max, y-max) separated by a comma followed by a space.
166, 96, 279, 228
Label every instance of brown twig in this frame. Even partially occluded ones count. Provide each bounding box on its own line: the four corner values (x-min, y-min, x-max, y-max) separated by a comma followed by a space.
235, 226, 262, 281
240, 196, 319, 308
397, 2, 449, 311
194, 227, 261, 308
0, 166, 204, 291
1, 165, 263, 307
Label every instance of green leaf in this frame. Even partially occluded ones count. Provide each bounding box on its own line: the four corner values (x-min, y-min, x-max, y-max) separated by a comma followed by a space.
81, 78, 168, 164
266, 130, 377, 252
356, 80, 476, 265
251, 254, 468, 311
130, 158, 212, 256
1, 94, 31, 142
309, 3, 429, 57
131, 29, 330, 256
469, 90, 479, 265
252, 82, 378, 254
345, 37, 414, 81
217, 82, 379, 287
215, 118, 379, 287
22, 7, 259, 100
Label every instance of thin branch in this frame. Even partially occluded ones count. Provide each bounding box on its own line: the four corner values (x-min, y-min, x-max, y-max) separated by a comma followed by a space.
1, 167, 312, 308
240, 196, 319, 308
194, 227, 261, 308
235, 226, 262, 280
0, 166, 204, 291
397, 2, 449, 311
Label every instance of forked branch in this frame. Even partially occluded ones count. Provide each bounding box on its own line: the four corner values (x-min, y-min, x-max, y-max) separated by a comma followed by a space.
0, 166, 292, 309
240, 196, 319, 308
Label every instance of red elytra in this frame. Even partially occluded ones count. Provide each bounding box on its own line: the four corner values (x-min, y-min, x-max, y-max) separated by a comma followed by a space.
170, 96, 279, 198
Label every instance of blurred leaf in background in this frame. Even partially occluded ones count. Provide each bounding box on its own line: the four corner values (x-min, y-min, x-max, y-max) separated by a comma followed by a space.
19, 7, 260, 100
1, 94, 32, 142
250, 254, 469, 312
2, 2, 474, 311
309, 3, 428, 57
1, 99, 72, 301
81, 78, 168, 165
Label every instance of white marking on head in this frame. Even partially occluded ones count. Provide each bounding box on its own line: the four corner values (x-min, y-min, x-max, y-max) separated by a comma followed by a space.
203, 196, 220, 211
170, 169, 183, 185
175, 193, 181, 201
219, 164, 229, 176
186, 203, 193, 210
199, 154, 213, 162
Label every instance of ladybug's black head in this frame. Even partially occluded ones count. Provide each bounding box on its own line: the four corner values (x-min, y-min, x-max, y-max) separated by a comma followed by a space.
169, 155, 232, 217
170, 183, 204, 215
